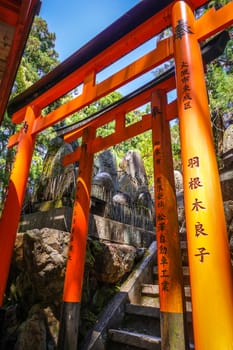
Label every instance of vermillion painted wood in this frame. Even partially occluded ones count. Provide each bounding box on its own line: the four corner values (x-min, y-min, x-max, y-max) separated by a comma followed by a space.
172, 2, 233, 349
0, 106, 39, 305
152, 90, 189, 350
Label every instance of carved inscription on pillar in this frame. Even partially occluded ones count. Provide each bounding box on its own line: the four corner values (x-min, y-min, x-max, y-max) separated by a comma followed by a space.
187, 156, 210, 263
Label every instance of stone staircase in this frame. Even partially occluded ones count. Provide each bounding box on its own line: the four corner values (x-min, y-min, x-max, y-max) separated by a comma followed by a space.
108, 303, 161, 349
106, 247, 193, 349
81, 241, 194, 350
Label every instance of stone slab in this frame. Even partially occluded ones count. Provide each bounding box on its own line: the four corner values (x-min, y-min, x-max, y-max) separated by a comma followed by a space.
19, 209, 154, 248
125, 303, 160, 319
89, 214, 154, 248
19, 207, 72, 232
108, 329, 161, 350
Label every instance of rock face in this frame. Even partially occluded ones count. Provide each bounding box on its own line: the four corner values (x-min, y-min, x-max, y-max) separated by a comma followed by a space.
14, 305, 53, 350
94, 242, 137, 284
1, 228, 140, 349
22, 228, 69, 303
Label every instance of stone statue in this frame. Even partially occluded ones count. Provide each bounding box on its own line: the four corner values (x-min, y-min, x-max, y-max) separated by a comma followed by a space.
32, 137, 76, 208
93, 150, 118, 192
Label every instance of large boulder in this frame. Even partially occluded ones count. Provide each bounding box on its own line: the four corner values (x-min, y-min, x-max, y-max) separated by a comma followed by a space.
14, 228, 70, 305
94, 241, 137, 284
11, 229, 139, 306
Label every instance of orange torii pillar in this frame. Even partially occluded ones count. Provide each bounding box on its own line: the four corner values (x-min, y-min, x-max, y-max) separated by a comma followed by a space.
172, 2, 233, 350
58, 127, 95, 350
152, 90, 189, 350
0, 106, 39, 305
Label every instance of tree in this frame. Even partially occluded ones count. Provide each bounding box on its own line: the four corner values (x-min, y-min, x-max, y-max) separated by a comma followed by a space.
12, 17, 58, 97
204, 0, 233, 163
206, 63, 233, 163
0, 17, 59, 208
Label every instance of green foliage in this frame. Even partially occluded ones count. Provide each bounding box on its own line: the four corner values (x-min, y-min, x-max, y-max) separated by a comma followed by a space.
0, 17, 59, 207
204, 1, 233, 159
207, 0, 231, 8
207, 65, 233, 113
11, 17, 59, 98
22, 17, 58, 78
65, 91, 123, 126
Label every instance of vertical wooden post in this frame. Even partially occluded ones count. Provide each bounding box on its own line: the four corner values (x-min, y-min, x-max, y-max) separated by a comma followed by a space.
0, 106, 38, 305
172, 2, 233, 350
58, 127, 95, 350
152, 90, 189, 350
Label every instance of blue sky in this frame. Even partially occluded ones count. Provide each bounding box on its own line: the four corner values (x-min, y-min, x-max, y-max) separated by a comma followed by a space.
39, 1, 175, 101
40, 0, 141, 62
39, 0, 160, 97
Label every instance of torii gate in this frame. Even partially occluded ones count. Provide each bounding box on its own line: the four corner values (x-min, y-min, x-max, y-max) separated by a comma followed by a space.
0, 1, 233, 349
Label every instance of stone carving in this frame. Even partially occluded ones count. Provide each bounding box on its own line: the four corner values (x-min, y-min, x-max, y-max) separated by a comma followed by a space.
31, 137, 76, 209
174, 170, 183, 193
92, 149, 154, 224
92, 172, 114, 192
94, 150, 118, 191
117, 150, 154, 215
21, 142, 155, 231
118, 150, 148, 199
112, 192, 132, 206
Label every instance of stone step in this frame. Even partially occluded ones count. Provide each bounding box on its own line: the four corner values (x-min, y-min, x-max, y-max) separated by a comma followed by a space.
141, 283, 159, 296
125, 303, 160, 319
186, 301, 192, 313
140, 295, 160, 308
126, 299, 192, 317
123, 304, 161, 338
108, 329, 161, 350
